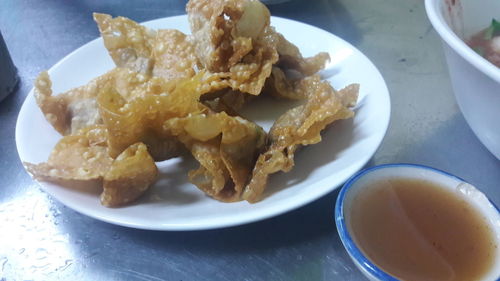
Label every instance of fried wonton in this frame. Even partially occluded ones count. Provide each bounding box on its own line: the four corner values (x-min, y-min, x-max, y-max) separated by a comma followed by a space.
34, 68, 182, 136
186, 0, 270, 72
34, 71, 117, 135
187, 0, 278, 95
152, 29, 200, 80
101, 142, 158, 207
94, 13, 156, 74
27, 1, 360, 208
243, 78, 359, 202
24, 125, 113, 181
25, 124, 158, 206
225, 26, 279, 95
164, 110, 266, 201
264, 66, 311, 100
201, 88, 253, 114
275, 31, 330, 76
98, 71, 226, 160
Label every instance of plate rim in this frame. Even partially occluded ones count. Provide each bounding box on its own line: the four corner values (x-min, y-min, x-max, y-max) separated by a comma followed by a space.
16, 15, 391, 231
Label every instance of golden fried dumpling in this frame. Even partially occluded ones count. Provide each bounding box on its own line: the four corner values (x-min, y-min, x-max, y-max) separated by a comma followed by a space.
24, 125, 112, 182
186, 0, 270, 72
164, 111, 266, 202
94, 13, 156, 74
263, 66, 311, 100
152, 29, 200, 81
34, 71, 117, 135
275, 31, 330, 76
225, 26, 279, 95
101, 142, 158, 207
201, 88, 253, 114
187, 139, 232, 199
34, 68, 181, 136
243, 77, 359, 202
25, 125, 158, 207
97, 71, 224, 160
187, 0, 278, 96
219, 116, 266, 197
111, 68, 160, 101
27, 1, 360, 208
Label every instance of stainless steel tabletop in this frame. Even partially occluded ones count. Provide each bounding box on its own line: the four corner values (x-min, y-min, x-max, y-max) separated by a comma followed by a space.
1, 0, 499, 280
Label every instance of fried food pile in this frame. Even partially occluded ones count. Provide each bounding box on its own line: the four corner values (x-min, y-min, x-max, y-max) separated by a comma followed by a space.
25, 0, 359, 207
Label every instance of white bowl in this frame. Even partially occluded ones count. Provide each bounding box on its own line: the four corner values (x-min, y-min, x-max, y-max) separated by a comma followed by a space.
425, 0, 500, 159
335, 164, 500, 281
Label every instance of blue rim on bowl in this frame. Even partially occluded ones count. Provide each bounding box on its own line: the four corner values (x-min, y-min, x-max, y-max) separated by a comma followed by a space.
334, 163, 500, 280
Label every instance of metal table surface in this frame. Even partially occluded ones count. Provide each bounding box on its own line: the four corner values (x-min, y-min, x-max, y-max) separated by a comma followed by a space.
1, 0, 499, 280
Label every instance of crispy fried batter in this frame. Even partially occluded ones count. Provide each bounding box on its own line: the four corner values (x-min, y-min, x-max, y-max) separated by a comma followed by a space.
164, 111, 266, 202
34, 71, 118, 135
97, 72, 220, 160
25, 126, 158, 207
186, 0, 270, 72
187, 138, 232, 198
187, 0, 278, 95
152, 29, 200, 80
112, 68, 158, 101
28, 2, 359, 207
264, 66, 310, 100
101, 142, 158, 207
201, 88, 253, 114
219, 115, 266, 199
243, 78, 359, 202
226, 26, 279, 95
275, 31, 330, 76
24, 125, 113, 181
34, 68, 179, 136
94, 13, 156, 74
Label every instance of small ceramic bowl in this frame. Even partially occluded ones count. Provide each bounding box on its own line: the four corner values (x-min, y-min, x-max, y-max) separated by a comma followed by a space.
335, 163, 500, 281
425, 0, 500, 159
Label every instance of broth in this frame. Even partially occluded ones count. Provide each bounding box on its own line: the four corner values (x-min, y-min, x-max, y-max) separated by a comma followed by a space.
348, 178, 497, 281
467, 19, 500, 67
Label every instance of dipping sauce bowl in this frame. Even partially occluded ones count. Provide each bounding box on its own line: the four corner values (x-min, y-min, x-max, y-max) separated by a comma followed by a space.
335, 164, 500, 281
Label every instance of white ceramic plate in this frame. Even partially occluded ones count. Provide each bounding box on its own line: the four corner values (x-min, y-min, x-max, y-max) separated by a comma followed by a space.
16, 15, 390, 231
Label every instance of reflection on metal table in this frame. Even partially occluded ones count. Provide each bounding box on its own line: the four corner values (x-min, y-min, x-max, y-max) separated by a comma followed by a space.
1, 0, 498, 280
